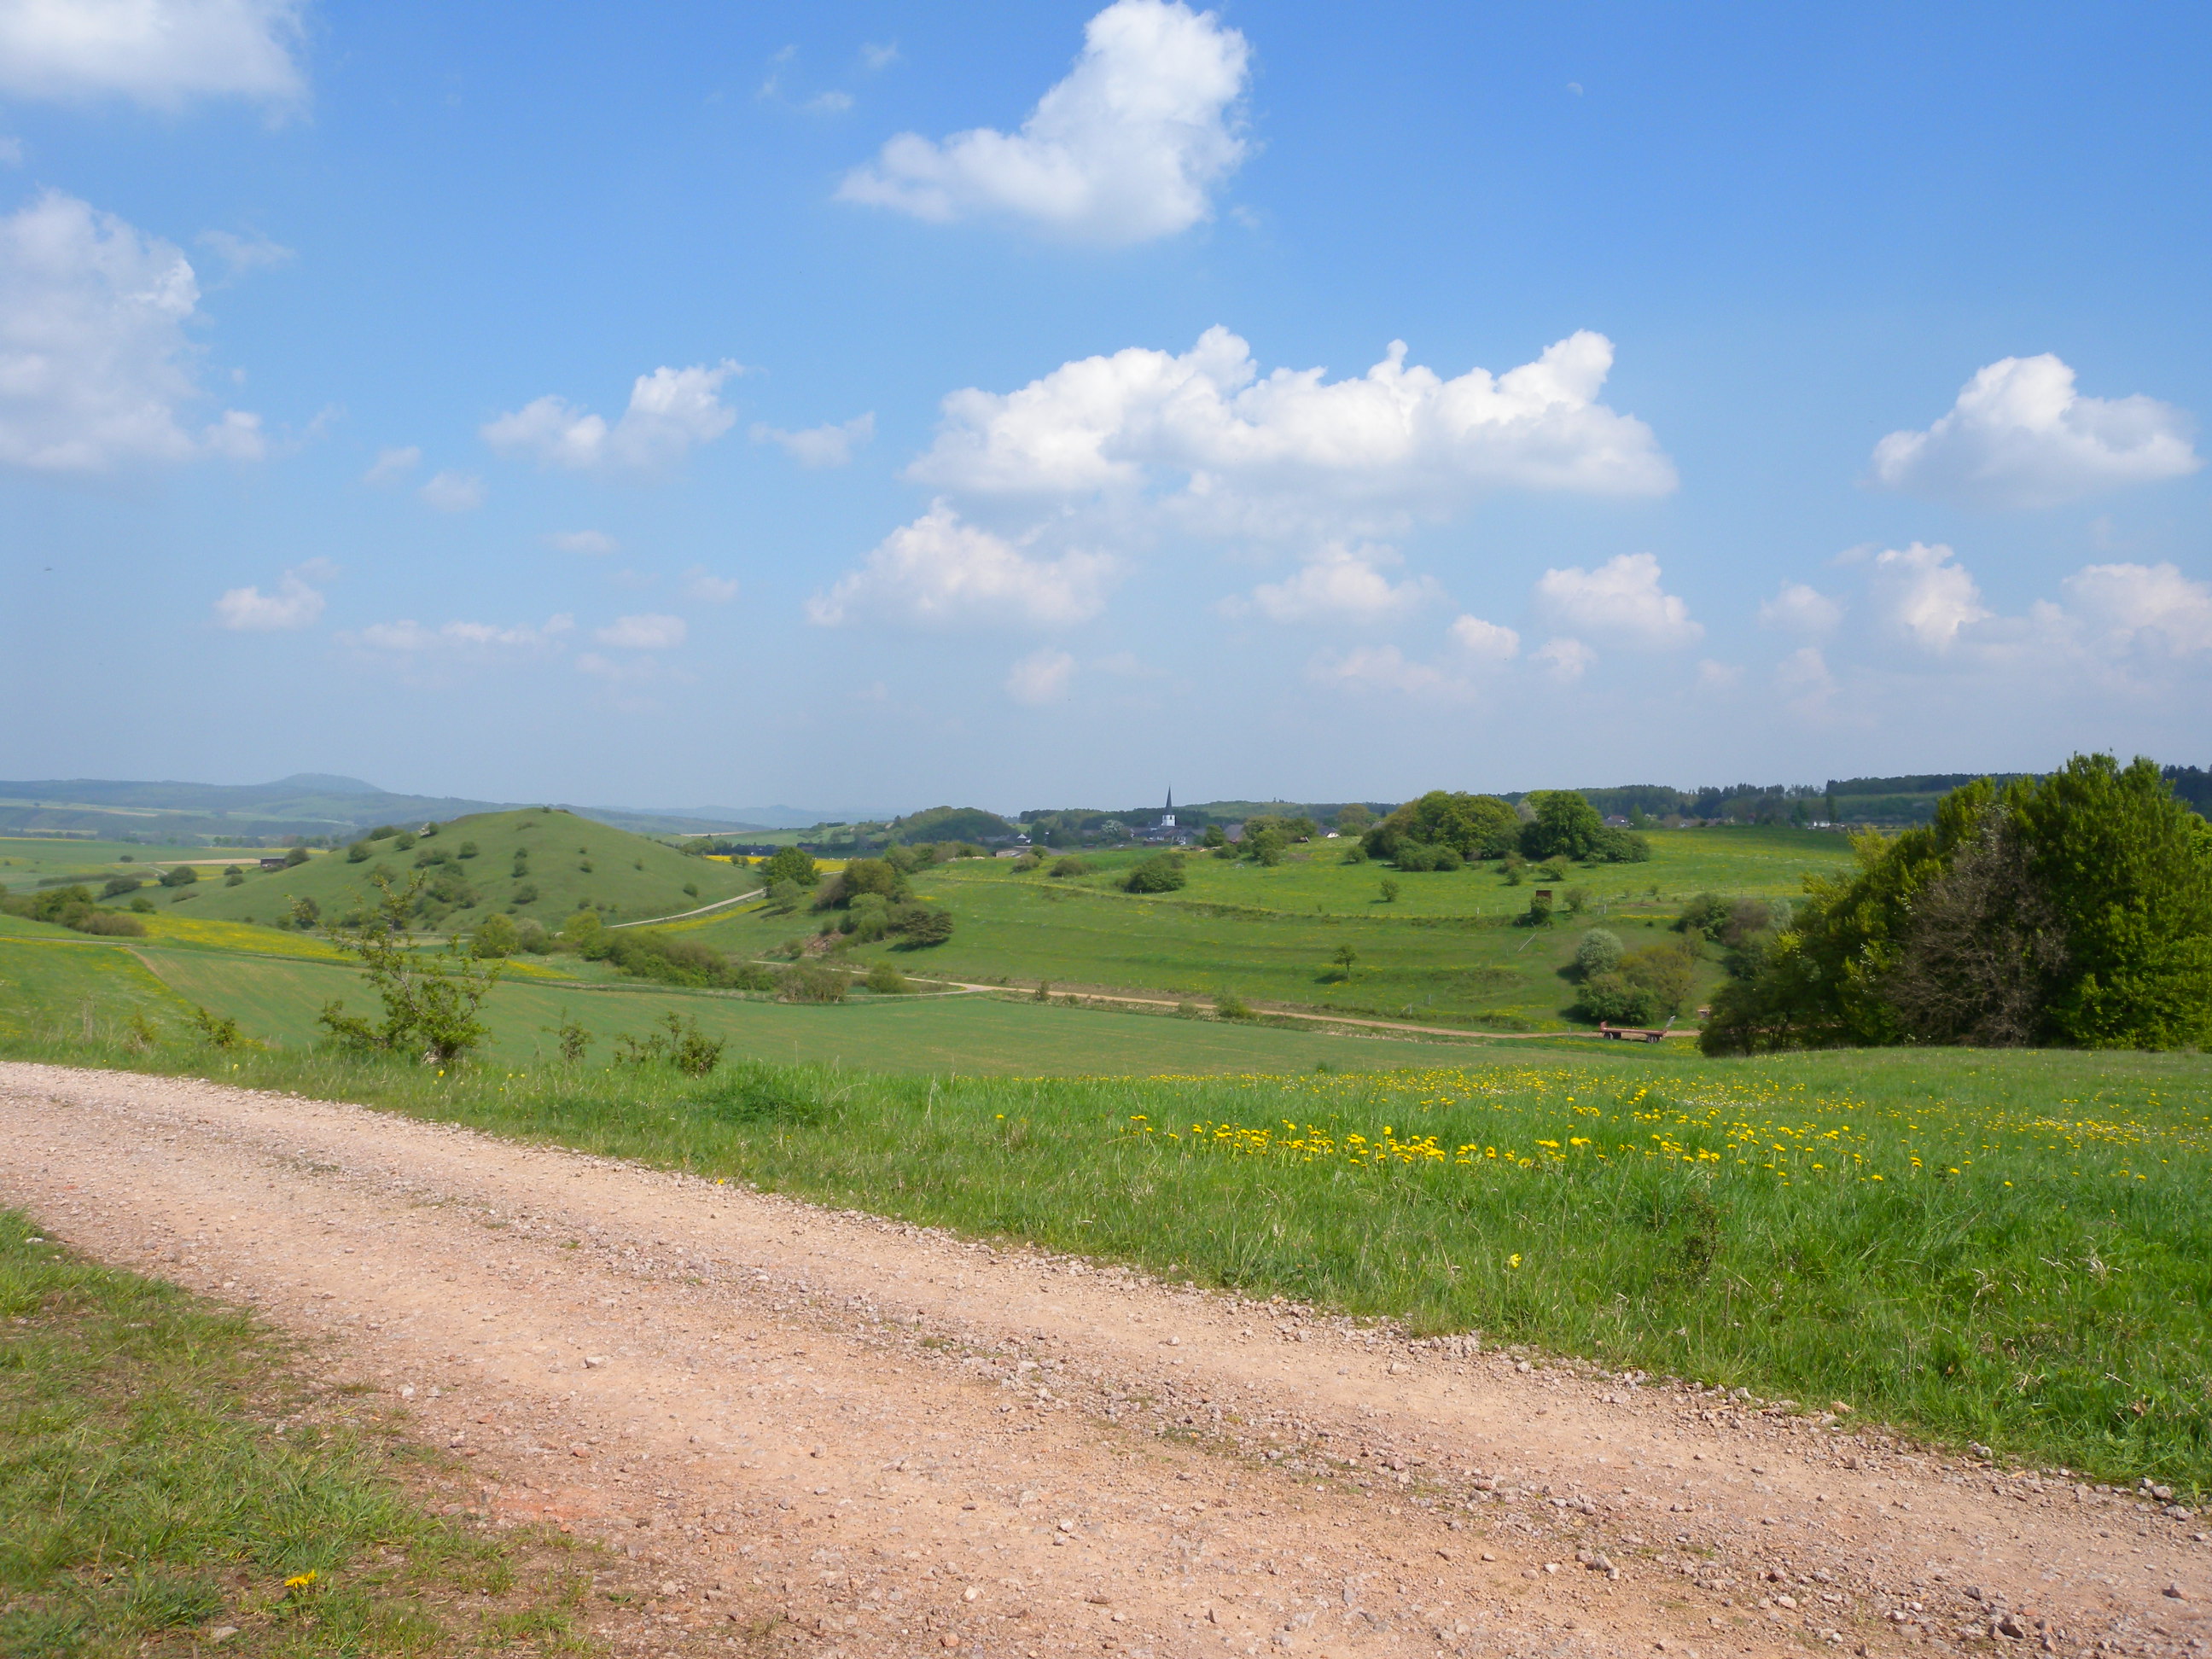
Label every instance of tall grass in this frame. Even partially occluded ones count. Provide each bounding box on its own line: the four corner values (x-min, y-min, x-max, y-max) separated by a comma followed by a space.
9, 1027, 2210, 1494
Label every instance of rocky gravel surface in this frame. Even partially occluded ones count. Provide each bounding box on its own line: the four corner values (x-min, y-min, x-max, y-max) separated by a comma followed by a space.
2, 1060, 2204, 1659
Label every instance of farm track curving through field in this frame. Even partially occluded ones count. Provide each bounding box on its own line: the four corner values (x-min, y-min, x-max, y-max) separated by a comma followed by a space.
3, 1061, 2202, 1659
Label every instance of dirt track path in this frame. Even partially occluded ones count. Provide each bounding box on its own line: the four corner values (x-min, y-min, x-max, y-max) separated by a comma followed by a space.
2, 1061, 2203, 1659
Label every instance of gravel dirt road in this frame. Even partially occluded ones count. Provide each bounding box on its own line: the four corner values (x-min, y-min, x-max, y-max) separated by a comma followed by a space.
2, 1061, 2203, 1659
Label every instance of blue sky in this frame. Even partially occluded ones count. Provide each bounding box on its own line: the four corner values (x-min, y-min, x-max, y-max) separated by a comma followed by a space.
2, 1, 2208, 813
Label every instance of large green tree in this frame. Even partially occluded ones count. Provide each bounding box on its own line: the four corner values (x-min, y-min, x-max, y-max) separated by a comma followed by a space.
1363, 791, 1520, 861
1703, 755, 2212, 1053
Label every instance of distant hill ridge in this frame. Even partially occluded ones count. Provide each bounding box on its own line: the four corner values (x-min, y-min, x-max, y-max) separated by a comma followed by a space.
0, 774, 860, 841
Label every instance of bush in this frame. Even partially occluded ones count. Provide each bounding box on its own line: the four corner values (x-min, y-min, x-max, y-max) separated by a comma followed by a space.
1, 884, 143, 936
511, 882, 538, 905
1675, 892, 1732, 941
1394, 843, 1463, 873
1124, 854, 1186, 894
889, 905, 954, 948
1362, 791, 1518, 862
393, 831, 416, 851
100, 875, 141, 898
1049, 857, 1089, 878
1516, 893, 1554, 928
1340, 843, 1367, 864
614, 1010, 725, 1076
776, 962, 849, 1003
559, 910, 606, 952
472, 914, 521, 958
284, 843, 311, 866
1011, 852, 1043, 872
1214, 992, 1254, 1020
602, 928, 739, 987
72, 910, 146, 937
765, 878, 803, 911
157, 864, 198, 888
367, 824, 399, 841
1377, 878, 1400, 903
287, 895, 319, 929
346, 841, 371, 863
864, 962, 909, 994
128, 897, 154, 914
457, 841, 480, 859
224, 870, 244, 886
1591, 826, 1650, 863
1573, 928, 1624, 978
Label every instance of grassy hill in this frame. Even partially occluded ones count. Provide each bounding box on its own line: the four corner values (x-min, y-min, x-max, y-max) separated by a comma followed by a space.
134, 808, 760, 932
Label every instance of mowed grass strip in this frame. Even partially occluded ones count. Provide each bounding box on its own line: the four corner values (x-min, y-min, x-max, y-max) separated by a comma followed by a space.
0, 1210, 598, 1658
7, 1027, 2208, 1492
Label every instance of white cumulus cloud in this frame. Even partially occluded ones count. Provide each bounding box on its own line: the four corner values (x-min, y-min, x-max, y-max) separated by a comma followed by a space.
195, 227, 292, 275
807, 502, 1118, 628
2058, 562, 2212, 656
596, 613, 686, 650
418, 470, 484, 512
0, 190, 260, 471
1533, 552, 1701, 647
912, 327, 1674, 514
1774, 645, 1837, 715
212, 567, 322, 631
1236, 543, 1439, 624
484, 361, 741, 474
1757, 581, 1842, 634
1005, 647, 1077, 705
751, 411, 873, 468
1868, 542, 1988, 651
0, 0, 306, 108
1871, 354, 2202, 509
1447, 614, 1521, 663
837, 0, 1249, 245
1531, 637, 1595, 681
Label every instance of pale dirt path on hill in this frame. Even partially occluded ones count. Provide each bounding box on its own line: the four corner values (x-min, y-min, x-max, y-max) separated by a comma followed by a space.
0, 1061, 2203, 1659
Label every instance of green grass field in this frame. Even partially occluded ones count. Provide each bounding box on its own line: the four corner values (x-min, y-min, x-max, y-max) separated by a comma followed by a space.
0, 1211, 594, 1656
679, 828, 1848, 1031
0, 923, 1497, 1074
8, 1009, 2207, 1494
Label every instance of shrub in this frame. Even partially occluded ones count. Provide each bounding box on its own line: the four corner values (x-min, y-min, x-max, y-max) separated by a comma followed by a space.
287, 895, 320, 929
224, 871, 245, 886
1573, 928, 1624, 979
1124, 854, 1186, 894
317, 872, 500, 1064
864, 962, 909, 994
346, 841, 371, 863
603, 928, 738, 987
284, 844, 311, 866
514, 918, 552, 954
509, 853, 529, 877
889, 905, 954, 948
777, 962, 849, 1003
72, 910, 146, 937
1377, 878, 1400, 903
472, 914, 521, 958
682, 882, 699, 899
614, 1010, 725, 1075
1576, 940, 1698, 1025
457, 841, 480, 859
1591, 826, 1650, 863
1340, 843, 1367, 864
100, 875, 141, 898
129, 897, 154, 914
1563, 886, 1590, 915
765, 878, 803, 911
189, 1004, 251, 1050
367, 824, 399, 841
1011, 852, 1043, 871
1516, 893, 1554, 928
1049, 857, 1089, 878
1214, 992, 1254, 1020
1675, 892, 1732, 941
511, 882, 538, 905
559, 909, 606, 952
1394, 843, 1463, 873
157, 864, 198, 888
393, 831, 416, 851
553, 1016, 591, 1063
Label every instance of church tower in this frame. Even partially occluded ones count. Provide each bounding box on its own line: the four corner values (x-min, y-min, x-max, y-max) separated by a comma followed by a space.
1161, 789, 1176, 830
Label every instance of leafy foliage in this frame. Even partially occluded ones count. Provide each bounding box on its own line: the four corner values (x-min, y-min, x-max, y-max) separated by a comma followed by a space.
1124, 853, 1188, 894
1703, 754, 2212, 1053
1363, 790, 1519, 862
316, 872, 502, 1063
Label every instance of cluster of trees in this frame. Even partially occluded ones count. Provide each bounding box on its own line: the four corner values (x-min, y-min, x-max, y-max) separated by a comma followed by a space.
0, 883, 145, 936
1703, 754, 2212, 1053
1359, 790, 1650, 871
807, 855, 955, 947
1568, 926, 1697, 1027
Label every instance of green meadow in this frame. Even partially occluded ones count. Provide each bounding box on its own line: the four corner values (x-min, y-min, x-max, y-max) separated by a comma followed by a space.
11, 812, 2210, 1493
679, 828, 1849, 1029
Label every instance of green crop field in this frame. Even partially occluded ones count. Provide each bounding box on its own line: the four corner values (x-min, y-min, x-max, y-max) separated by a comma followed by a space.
0, 835, 271, 887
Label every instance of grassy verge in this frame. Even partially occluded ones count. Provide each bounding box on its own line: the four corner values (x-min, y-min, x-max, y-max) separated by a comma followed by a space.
0, 1209, 598, 1657
5, 1025, 2209, 1494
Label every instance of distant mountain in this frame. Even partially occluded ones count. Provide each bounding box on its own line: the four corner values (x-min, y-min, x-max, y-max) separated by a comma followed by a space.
0, 775, 792, 842
598, 805, 894, 831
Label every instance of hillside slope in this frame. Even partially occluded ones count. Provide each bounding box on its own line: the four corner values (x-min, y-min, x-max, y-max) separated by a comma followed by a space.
143, 808, 759, 930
